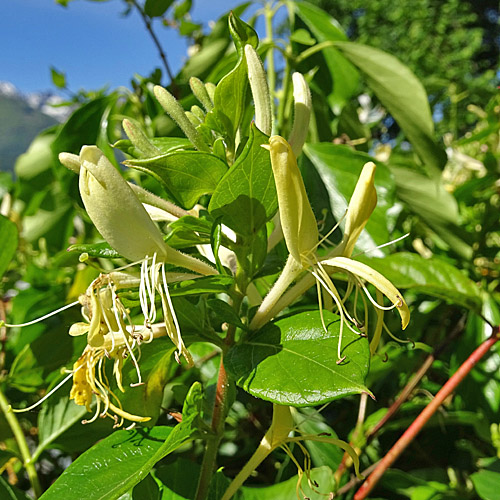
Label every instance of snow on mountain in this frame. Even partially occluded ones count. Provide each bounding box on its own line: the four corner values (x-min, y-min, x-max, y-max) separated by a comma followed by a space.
0, 81, 71, 122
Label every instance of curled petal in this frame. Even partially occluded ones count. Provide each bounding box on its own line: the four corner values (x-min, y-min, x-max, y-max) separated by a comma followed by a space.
321, 256, 410, 329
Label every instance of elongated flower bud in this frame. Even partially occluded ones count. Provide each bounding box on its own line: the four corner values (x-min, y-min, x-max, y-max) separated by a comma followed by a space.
153, 85, 210, 152
122, 119, 161, 158
245, 44, 272, 136
79, 146, 168, 262
59, 152, 81, 173
341, 162, 377, 257
288, 72, 312, 158
268, 136, 318, 265
189, 77, 214, 112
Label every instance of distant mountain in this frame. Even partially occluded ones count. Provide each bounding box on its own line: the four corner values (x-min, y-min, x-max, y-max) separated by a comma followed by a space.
0, 82, 69, 173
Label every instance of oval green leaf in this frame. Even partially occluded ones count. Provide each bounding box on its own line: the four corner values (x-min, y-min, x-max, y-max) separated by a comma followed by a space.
125, 151, 228, 209
0, 215, 18, 279
226, 310, 370, 406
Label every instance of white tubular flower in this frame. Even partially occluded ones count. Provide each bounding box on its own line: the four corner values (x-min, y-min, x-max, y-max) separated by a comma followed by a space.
75, 146, 216, 365
288, 72, 312, 158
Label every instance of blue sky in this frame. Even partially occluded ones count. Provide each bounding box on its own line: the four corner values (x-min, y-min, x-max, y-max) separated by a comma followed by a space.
1, 0, 260, 94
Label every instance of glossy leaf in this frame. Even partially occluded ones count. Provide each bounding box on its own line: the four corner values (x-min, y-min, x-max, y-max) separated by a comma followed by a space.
393, 167, 473, 258
209, 125, 277, 236
125, 151, 228, 209
40, 383, 204, 500
0, 214, 18, 278
226, 310, 370, 406
294, 1, 359, 110
358, 252, 482, 310
333, 41, 447, 175
471, 470, 500, 500
303, 143, 396, 254
67, 241, 121, 259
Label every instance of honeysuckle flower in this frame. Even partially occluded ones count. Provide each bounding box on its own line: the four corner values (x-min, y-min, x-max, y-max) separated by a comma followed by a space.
288, 72, 312, 158
250, 136, 409, 361
61, 146, 217, 366
221, 404, 361, 500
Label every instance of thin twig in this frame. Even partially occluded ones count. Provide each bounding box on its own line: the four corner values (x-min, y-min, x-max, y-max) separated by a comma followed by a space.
354, 327, 500, 500
129, 0, 179, 96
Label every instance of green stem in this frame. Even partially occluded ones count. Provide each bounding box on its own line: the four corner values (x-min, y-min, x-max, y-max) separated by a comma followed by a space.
194, 294, 243, 500
0, 388, 42, 498
221, 405, 294, 500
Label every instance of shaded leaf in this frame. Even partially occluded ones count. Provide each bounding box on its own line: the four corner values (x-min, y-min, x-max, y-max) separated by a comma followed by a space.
358, 252, 482, 310
471, 470, 500, 500
0, 215, 18, 279
303, 142, 396, 255
125, 152, 228, 209
333, 41, 447, 175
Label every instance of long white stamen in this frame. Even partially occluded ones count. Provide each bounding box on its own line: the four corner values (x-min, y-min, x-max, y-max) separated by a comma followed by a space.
110, 288, 142, 386
353, 232, 410, 257
11, 369, 78, 413
2, 300, 80, 328
361, 281, 398, 311
161, 264, 183, 357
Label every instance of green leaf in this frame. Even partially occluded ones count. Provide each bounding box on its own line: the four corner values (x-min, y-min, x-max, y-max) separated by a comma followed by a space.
125, 152, 228, 209
471, 470, 500, 500
209, 124, 277, 236
226, 310, 370, 406
40, 383, 204, 500
35, 388, 89, 461
333, 41, 447, 175
169, 275, 234, 297
0, 215, 18, 279
294, 1, 359, 110
358, 252, 482, 310
303, 143, 396, 254
51, 96, 115, 156
0, 476, 32, 500
50, 67, 66, 89
392, 168, 473, 259
238, 466, 336, 499
15, 131, 56, 180
144, 0, 173, 17
294, 409, 343, 470
67, 241, 121, 259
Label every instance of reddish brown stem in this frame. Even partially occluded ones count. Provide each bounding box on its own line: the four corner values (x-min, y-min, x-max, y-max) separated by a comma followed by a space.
354, 327, 500, 500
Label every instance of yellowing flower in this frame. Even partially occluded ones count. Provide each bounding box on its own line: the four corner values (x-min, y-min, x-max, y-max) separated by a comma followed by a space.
251, 136, 409, 361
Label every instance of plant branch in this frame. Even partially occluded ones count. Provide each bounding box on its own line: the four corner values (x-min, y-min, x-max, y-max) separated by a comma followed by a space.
129, 0, 178, 96
0, 388, 42, 498
354, 326, 500, 500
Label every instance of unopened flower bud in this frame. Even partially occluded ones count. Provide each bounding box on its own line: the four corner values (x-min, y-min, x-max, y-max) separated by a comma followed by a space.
245, 44, 272, 136
268, 136, 318, 265
288, 72, 311, 158
341, 162, 377, 257
122, 119, 161, 158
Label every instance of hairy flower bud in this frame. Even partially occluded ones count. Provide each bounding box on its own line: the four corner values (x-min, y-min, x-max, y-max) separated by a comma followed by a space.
288, 72, 312, 158
245, 44, 272, 136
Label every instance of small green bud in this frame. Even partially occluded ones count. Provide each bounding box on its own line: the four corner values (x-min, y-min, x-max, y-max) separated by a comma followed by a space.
122, 119, 161, 157
154, 85, 210, 152
189, 76, 214, 112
